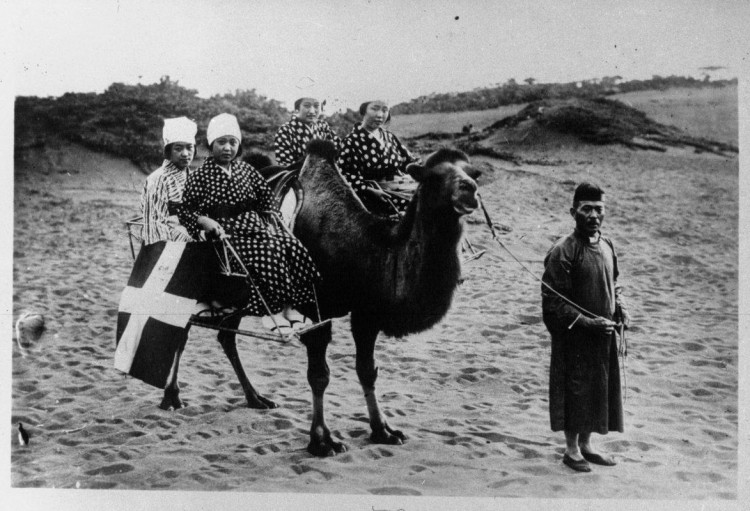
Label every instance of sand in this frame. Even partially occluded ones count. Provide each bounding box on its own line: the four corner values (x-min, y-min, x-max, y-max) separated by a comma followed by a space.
9, 111, 740, 508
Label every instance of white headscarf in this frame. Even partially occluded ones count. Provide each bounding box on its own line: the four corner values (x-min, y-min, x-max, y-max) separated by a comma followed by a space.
162, 117, 197, 146
207, 113, 242, 145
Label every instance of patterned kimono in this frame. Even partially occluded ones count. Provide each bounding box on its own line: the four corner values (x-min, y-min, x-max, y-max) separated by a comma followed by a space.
274, 116, 340, 167
140, 160, 192, 245
337, 124, 419, 214
178, 157, 320, 315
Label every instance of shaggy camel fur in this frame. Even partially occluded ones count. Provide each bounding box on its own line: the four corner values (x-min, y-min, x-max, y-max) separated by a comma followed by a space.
292, 140, 480, 455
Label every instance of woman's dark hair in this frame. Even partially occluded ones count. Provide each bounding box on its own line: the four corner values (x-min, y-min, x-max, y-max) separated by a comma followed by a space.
206, 139, 244, 160
163, 142, 196, 160
359, 101, 391, 124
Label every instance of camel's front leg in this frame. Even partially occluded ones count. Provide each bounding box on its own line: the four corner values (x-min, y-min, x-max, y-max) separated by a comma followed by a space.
159, 328, 190, 410
299, 321, 347, 456
217, 316, 278, 409
351, 311, 407, 445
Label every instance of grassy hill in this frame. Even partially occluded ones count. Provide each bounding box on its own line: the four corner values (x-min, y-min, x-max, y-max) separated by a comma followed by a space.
390, 86, 737, 148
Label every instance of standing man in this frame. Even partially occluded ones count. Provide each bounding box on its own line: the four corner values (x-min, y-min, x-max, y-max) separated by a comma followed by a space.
542, 182, 631, 473
140, 116, 197, 245
274, 97, 340, 167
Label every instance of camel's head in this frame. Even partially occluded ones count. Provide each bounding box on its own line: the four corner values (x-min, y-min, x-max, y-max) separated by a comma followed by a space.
407, 148, 480, 216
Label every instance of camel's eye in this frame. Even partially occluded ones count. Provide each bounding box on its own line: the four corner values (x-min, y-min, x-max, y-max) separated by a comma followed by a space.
458, 180, 475, 192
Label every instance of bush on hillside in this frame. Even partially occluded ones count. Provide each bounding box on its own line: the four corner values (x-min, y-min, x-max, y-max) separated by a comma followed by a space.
15, 77, 288, 171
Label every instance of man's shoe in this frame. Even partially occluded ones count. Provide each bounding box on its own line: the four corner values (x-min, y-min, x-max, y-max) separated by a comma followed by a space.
563, 453, 592, 472
581, 451, 617, 466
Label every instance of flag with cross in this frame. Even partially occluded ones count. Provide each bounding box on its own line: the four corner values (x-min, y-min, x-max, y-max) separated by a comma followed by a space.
115, 241, 216, 388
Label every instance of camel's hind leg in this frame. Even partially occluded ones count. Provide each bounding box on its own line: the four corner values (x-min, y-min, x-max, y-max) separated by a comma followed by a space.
299, 321, 347, 456
351, 311, 407, 445
159, 328, 190, 410
217, 316, 278, 409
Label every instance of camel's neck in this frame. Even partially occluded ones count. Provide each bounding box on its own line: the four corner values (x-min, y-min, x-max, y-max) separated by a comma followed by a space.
398, 194, 463, 252
391, 196, 463, 305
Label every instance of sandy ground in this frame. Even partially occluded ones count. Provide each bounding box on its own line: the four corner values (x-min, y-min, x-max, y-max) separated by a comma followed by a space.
9, 119, 740, 508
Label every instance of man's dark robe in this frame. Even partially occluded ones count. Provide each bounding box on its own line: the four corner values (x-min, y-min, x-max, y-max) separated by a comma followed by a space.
542, 230, 625, 434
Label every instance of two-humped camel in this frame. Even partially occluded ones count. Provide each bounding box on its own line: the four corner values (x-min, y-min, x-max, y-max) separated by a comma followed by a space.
161, 140, 480, 456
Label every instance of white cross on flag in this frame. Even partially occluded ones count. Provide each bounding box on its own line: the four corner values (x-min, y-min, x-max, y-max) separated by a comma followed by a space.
115, 241, 215, 388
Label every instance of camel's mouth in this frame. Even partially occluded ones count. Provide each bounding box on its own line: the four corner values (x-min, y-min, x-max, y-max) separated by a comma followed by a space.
453, 200, 478, 216
452, 177, 479, 216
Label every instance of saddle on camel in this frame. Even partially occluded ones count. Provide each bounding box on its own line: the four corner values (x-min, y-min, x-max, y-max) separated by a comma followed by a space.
117, 140, 481, 456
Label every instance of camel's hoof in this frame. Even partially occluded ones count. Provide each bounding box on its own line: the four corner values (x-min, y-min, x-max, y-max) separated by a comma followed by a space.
370, 433, 404, 445
370, 428, 407, 445
246, 395, 278, 409
158, 397, 185, 411
159, 399, 187, 411
307, 438, 347, 457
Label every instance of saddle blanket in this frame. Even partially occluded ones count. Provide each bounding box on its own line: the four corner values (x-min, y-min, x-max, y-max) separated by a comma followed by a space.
114, 241, 215, 388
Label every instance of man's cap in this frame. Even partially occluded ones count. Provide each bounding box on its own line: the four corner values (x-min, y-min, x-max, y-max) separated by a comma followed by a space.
573, 182, 605, 203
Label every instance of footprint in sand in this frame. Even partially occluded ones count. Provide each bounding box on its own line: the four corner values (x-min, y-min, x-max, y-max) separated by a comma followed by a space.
202, 453, 231, 463
702, 428, 731, 441
489, 477, 530, 489
681, 341, 705, 352
461, 401, 495, 411
367, 486, 422, 496
177, 404, 215, 416
603, 439, 655, 453
363, 447, 396, 460
253, 441, 292, 455
84, 463, 135, 476
703, 380, 732, 390
690, 388, 714, 398
408, 464, 430, 475
291, 464, 336, 481
185, 430, 221, 442
85, 481, 118, 489
345, 427, 369, 439
675, 471, 725, 483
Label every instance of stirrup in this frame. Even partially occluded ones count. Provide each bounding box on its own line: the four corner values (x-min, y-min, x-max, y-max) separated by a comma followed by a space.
461, 236, 486, 264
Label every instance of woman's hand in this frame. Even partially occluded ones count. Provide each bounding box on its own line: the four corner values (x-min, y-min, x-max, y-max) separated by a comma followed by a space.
364, 187, 390, 203
197, 216, 225, 239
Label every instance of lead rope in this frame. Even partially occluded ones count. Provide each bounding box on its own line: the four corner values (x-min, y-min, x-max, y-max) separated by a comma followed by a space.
619, 324, 628, 402
477, 193, 628, 402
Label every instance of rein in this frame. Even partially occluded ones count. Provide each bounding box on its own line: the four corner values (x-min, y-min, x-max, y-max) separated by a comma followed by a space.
477, 193, 629, 401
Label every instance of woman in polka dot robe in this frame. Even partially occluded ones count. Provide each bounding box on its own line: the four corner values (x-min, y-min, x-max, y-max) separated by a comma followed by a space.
178, 114, 320, 335
337, 100, 420, 216
274, 97, 340, 167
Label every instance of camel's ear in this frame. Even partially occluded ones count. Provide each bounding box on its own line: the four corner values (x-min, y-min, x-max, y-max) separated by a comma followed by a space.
406, 162, 427, 182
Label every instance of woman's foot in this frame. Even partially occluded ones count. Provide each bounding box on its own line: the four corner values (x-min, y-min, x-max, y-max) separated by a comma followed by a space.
261, 314, 294, 337
283, 307, 313, 330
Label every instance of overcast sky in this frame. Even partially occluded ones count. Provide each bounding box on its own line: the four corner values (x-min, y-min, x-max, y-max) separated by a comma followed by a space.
10, 0, 748, 111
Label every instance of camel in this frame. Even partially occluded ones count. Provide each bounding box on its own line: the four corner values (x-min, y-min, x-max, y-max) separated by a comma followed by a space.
158, 140, 480, 457
292, 140, 480, 455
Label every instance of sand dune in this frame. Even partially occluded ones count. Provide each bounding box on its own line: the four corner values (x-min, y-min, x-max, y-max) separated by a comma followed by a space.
10, 101, 739, 507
